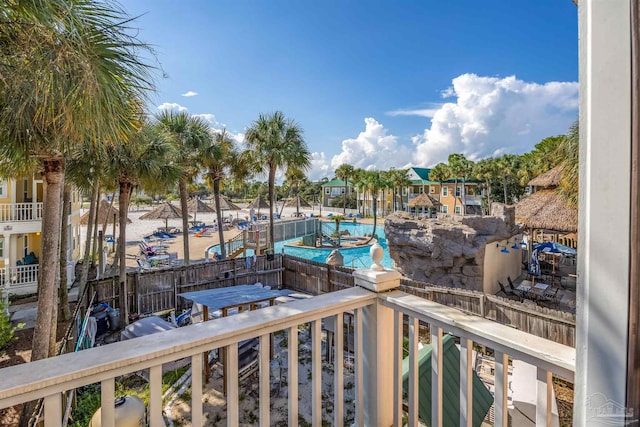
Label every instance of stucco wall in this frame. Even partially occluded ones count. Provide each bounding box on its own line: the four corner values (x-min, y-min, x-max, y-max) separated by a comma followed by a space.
483, 235, 523, 294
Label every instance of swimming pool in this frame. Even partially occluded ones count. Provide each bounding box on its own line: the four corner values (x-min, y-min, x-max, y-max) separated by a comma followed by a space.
211, 221, 392, 268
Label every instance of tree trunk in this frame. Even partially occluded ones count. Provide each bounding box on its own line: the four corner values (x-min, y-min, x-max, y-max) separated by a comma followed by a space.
118, 181, 133, 325
453, 178, 458, 214
79, 181, 99, 299
485, 178, 492, 215
178, 178, 190, 265
268, 165, 276, 252
32, 158, 64, 362
503, 178, 508, 204
213, 179, 226, 258
343, 180, 347, 215
365, 197, 378, 245
58, 184, 71, 322
461, 177, 466, 216
91, 189, 101, 269
101, 192, 115, 234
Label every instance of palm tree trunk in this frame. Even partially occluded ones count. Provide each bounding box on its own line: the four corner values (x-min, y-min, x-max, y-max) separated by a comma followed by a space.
343, 180, 347, 215
462, 178, 466, 216
79, 181, 99, 299
365, 197, 378, 244
118, 181, 133, 325
453, 178, 458, 214
91, 191, 101, 267
178, 178, 190, 265
485, 178, 492, 214
213, 179, 226, 258
58, 184, 71, 322
268, 165, 276, 252
32, 158, 64, 362
503, 178, 508, 204
101, 192, 115, 235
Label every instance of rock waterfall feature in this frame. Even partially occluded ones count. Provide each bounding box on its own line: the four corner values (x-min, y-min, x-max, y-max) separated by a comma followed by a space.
384, 205, 519, 291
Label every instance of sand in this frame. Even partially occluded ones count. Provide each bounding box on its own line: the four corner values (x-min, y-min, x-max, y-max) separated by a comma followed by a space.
80, 201, 381, 269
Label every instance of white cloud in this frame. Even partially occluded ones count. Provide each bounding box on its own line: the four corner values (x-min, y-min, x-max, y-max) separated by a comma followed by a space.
193, 113, 226, 128
307, 152, 331, 181
330, 118, 413, 172
181, 91, 198, 97
156, 102, 188, 112
412, 74, 578, 166
386, 108, 439, 118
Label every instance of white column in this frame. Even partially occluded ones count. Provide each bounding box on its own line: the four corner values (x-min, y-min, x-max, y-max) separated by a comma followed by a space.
353, 258, 401, 427
576, 0, 632, 423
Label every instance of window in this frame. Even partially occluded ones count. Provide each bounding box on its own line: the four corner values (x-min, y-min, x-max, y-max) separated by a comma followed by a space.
455, 186, 461, 197
430, 186, 435, 194
23, 179, 28, 201
454, 206, 461, 215
442, 186, 448, 197
419, 187, 424, 194
441, 205, 448, 213
341, 188, 345, 194
325, 188, 330, 195
0, 180, 6, 197
402, 187, 407, 196
0, 237, 3, 257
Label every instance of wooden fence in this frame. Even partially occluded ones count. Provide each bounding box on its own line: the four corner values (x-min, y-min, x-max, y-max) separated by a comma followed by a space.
282, 255, 354, 294
86, 254, 576, 347
281, 259, 576, 347
88, 254, 284, 315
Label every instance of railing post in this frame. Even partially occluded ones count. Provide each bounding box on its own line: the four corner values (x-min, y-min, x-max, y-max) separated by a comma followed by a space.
353, 243, 401, 427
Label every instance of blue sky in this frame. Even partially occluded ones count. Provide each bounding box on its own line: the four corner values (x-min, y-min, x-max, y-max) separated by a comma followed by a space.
123, 1, 579, 179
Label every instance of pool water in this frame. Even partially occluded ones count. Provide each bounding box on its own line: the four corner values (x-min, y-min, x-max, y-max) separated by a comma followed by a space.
212, 221, 393, 268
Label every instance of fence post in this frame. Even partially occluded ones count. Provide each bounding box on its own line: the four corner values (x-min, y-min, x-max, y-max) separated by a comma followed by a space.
353, 257, 401, 426
479, 294, 486, 317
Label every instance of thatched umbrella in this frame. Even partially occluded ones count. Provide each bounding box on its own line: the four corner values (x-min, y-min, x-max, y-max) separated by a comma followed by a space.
515, 189, 578, 233
139, 202, 191, 231
407, 193, 441, 214
249, 196, 270, 214
284, 196, 311, 208
80, 199, 131, 225
216, 196, 240, 211
187, 198, 214, 223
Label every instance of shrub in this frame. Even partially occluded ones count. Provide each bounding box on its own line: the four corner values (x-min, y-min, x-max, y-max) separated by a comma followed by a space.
0, 296, 21, 352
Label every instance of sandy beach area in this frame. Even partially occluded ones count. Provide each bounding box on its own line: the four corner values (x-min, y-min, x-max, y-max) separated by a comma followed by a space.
80, 201, 378, 268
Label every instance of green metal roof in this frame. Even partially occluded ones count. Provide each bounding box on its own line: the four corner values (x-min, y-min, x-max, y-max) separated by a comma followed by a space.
402, 334, 494, 427
409, 179, 436, 185
322, 178, 349, 187
411, 167, 432, 181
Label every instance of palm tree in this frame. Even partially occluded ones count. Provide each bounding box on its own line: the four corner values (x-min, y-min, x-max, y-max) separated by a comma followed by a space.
448, 154, 466, 215
332, 215, 345, 246
557, 121, 579, 206
335, 163, 355, 215
155, 111, 212, 265
284, 167, 307, 217
103, 123, 177, 324
201, 129, 244, 258
0, 0, 154, 362
388, 168, 410, 211
362, 171, 387, 244
473, 158, 499, 214
245, 112, 311, 252
496, 154, 520, 204
429, 163, 452, 213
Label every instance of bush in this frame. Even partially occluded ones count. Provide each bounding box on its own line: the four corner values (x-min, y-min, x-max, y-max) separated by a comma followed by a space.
0, 296, 21, 352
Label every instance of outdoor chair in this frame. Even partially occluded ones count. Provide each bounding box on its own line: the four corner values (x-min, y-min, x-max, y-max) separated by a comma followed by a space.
498, 281, 511, 295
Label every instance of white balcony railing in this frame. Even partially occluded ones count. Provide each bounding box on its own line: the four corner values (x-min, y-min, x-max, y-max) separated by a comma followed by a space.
0, 284, 575, 427
0, 202, 43, 222
1, 264, 39, 289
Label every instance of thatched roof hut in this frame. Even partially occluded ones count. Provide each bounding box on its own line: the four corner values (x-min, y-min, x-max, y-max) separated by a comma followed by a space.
528, 165, 563, 188
407, 193, 441, 208
249, 196, 270, 210
80, 199, 131, 225
284, 196, 311, 208
514, 188, 578, 233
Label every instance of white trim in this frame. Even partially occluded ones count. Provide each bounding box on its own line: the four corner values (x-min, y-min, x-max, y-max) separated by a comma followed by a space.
575, 0, 632, 422
442, 186, 448, 197
441, 205, 448, 214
